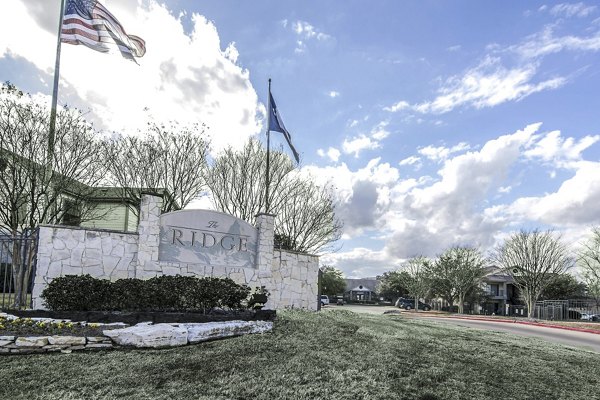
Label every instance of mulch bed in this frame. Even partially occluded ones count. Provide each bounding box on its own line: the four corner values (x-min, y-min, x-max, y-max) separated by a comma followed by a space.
1, 309, 276, 337
6, 309, 276, 324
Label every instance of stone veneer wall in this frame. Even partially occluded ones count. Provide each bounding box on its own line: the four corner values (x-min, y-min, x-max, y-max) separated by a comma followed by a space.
32, 195, 319, 311
32, 227, 139, 309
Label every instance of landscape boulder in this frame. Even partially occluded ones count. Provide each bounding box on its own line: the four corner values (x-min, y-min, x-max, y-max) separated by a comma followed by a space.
184, 320, 273, 344
103, 323, 188, 348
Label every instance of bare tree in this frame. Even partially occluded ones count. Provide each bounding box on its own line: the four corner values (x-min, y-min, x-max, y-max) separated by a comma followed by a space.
431, 246, 486, 314
275, 173, 342, 253
204, 138, 296, 221
204, 138, 342, 254
402, 256, 432, 312
492, 229, 572, 318
0, 83, 106, 307
578, 226, 600, 305
103, 120, 210, 213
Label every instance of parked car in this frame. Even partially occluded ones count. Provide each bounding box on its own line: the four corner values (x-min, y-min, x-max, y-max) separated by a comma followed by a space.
395, 298, 432, 311
320, 295, 330, 306
336, 296, 344, 305
586, 313, 600, 322
580, 313, 594, 321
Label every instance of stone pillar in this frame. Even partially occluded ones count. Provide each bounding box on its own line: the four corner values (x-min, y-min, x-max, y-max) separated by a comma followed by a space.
136, 194, 162, 278
255, 213, 275, 273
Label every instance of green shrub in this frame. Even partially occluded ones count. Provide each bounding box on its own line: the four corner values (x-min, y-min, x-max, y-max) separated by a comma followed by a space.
41, 274, 253, 313
108, 278, 151, 311
41, 275, 111, 311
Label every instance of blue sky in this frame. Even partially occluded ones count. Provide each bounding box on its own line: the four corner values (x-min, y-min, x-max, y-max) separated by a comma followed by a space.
2, 1, 600, 277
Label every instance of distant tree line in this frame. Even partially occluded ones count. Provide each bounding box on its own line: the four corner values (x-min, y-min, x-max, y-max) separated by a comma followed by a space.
378, 228, 600, 319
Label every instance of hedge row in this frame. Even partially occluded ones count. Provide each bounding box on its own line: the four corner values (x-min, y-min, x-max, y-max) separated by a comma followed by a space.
40, 275, 254, 313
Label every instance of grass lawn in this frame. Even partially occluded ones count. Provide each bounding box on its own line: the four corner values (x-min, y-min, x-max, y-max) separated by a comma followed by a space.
1, 310, 598, 400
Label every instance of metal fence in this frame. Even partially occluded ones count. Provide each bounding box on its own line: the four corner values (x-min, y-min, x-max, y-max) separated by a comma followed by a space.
534, 299, 600, 322
0, 230, 38, 310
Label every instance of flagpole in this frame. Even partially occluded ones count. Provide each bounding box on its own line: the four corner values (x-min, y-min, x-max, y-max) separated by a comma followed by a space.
265, 78, 272, 213
47, 0, 66, 171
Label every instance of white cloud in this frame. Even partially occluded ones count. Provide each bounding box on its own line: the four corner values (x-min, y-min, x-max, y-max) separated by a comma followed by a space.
294, 40, 306, 54
342, 135, 379, 157
292, 21, 331, 41
386, 25, 600, 116
447, 45, 462, 52
318, 147, 341, 162
417, 142, 470, 162
302, 157, 401, 238
341, 121, 390, 157
0, 0, 262, 153
524, 130, 600, 163
310, 123, 600, 275
413, 57, 567, 114
512, 26, 600, 59
320, 247, 399, 278
370, 121, 390, 140
287, 20, 332, 53
547, 3, 597, 18
495, 161, 600, 226
399, 156, 422, 167
383, 100, 409, 112
381, 124, 542, 258
327, 147, 341, 162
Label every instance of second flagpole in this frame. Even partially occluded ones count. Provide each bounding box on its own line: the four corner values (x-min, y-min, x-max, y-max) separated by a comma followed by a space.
264, 78, 272, 213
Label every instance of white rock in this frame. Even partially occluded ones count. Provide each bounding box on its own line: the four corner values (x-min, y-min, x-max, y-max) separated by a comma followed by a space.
97, 322, 129, 328
183, 320, 273, 344
103, 323, 188, 348
15, 336, 49, 347
0, 313, 19, 321
30, 318, 56, 323
86, 336, 111, 343
48, 336, 86, 346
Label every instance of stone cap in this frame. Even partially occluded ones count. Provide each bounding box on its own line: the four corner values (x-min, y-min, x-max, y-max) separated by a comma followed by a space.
255, 212, 276, 218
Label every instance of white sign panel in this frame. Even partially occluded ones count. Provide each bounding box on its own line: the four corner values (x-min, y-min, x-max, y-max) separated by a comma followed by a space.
159, 210, 258, 268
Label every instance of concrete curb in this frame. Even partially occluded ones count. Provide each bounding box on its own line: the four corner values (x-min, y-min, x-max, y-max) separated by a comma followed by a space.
416, 314, 600, 335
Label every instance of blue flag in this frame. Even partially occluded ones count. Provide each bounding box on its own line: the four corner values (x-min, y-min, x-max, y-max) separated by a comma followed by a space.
269, 92, 300, 163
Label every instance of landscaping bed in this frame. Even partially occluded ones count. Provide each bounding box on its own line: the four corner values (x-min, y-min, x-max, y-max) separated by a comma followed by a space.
5, 309, 275, 326
0, 316, 122, 337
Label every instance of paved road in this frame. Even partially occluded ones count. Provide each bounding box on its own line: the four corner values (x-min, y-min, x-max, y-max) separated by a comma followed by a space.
419, 316, 600, 353
325, 304, 600, 353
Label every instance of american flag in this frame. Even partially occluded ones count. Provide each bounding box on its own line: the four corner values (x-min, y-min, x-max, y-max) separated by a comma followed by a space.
61, 0, 146, 61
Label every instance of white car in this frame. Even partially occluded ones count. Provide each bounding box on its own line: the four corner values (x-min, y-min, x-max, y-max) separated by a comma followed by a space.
320, 295, 330, 306
581, 313, 594, 321
581, 313, 600, 322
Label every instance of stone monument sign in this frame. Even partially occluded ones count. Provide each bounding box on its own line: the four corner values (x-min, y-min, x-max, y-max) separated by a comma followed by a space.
158, 210, 258, 268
